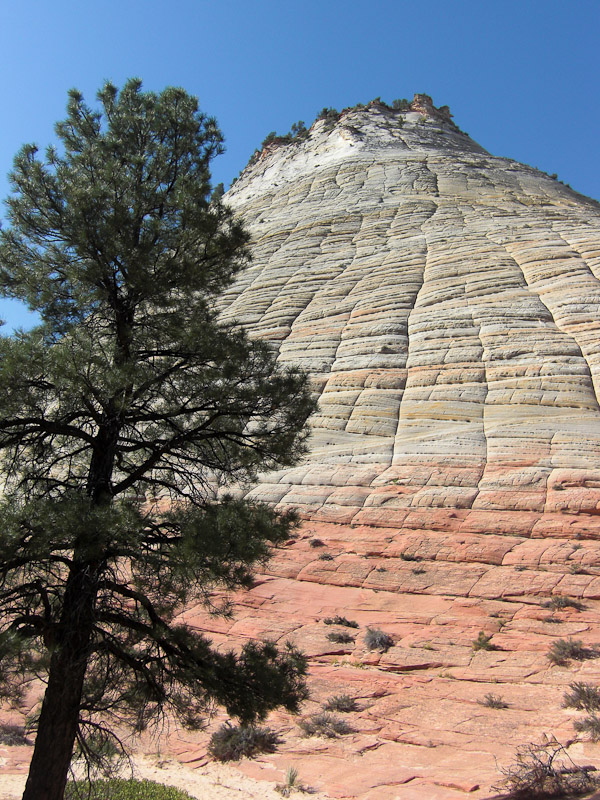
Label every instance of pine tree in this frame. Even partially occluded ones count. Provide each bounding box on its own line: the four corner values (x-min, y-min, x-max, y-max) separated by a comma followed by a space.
0, 79, 315, 800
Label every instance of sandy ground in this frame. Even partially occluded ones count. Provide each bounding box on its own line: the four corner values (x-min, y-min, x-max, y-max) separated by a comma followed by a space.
0, 755, 331, 800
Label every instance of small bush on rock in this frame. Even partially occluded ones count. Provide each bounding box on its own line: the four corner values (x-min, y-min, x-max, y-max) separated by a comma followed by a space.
0, 723, 30, 745
323, 694, 358, 712
309, 538, 324, 548
472, 631, 496, 651
574, 714, 600, 741
298, 712, 352, 738
323, 615, 358, 628
208, 723, 280, 762
479, 693, 508, 709
563, 682, 600, 712
318, 552, 334, 561
326, 631, 355, 644
364, 627, 394, 652
547, 639, 597, 666
543, 596, 585, 612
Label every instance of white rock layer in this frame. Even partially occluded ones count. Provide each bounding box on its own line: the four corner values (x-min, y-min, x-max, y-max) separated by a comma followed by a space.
221, 99, 600, 538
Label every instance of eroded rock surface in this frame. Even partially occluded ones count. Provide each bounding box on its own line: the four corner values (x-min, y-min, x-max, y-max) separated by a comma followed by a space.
221, 96, 600, 539
6, 96, 600, 800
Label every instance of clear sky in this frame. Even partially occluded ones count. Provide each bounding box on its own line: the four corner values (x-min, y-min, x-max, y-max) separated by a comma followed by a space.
1, 0, 599, 330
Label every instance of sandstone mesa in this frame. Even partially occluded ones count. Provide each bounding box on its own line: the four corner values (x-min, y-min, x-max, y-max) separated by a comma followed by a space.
4, 94, 600, 800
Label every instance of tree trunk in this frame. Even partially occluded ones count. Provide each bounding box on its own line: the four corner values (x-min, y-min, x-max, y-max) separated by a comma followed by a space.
22, 562, 99, 800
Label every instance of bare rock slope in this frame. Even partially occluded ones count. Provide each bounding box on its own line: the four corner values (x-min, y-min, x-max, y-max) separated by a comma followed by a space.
222, 95, 600, 540
189, 97, 600, 799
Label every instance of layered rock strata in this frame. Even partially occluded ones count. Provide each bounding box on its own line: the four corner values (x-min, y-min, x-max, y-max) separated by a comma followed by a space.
221, 95, 600, 540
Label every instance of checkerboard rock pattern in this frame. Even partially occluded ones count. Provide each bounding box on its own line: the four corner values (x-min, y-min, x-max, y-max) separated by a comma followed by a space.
191, 98, 600, 799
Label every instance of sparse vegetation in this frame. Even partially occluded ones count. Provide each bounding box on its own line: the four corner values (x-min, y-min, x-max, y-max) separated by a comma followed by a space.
563, 682, 600, 712
323, 694, 358, 713
316, 107, 340, 129
323, 616, 359, 628
309, 538, 325, 548
400, 552, 421, 562
574, 714, 600, 741
275, 766, 307, 797
412, 567, 426, 575
64, 780, 195, 799
298, 712, 352, 738
0, 723, 30, 745
318, 552, 334, 561
364, 627, 394, 652
547, 638, 597, 666
208, 724, 281, 762
494, 736, 598, 798
479, 693, 508, 709
392, 98, 411, 111
472, 631, 496, 651
326, 632, 355, 644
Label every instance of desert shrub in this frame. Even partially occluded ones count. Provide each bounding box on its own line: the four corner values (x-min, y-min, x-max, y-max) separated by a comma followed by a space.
323, 694, 358, 713
323, 616, 359, 628
574, 714, 600, 741
542, 596, 585, 611
412, 567, 426, 575
472, 631, 495, 651
298, 712, 352, 738
400, 552, 421, 562
563, 682, 600, 712
309, 538, 324, 548
208, 723, 280, 762
318, 552, 334, 561
64, 779, 195, 799
326, 631, 355, 644
547, 638, 597, 666
364, 627, 393, 652
0, 723, 30, 745
494, 736, 598, 798
479, 693, 508, 709
275, 766, 306, 797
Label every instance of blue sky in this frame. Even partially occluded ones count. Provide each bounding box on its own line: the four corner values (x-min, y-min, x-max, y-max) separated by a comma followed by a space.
1, 0, 599, 330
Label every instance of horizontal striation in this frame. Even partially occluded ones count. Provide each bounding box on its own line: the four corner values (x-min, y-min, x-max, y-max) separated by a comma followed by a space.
223, 103, 600, 535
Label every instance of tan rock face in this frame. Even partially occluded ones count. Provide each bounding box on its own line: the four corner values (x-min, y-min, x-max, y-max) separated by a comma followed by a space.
222, 98, 600, 538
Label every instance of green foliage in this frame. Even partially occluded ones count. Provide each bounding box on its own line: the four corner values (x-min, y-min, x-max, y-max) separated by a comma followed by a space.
275, 766, 308, 797
573, 714, 600, 741
392, 98, 411, 111
208, 723, 281, 761
547, 638, 597, 666
261, 131, 278, 148
0, 79, 315, 797
542, 596, 585, 611
323, 694, 358, 713
563, 682, 600, 712
316, 107, 340, 130
323, 616, 358, 628
364, 627, 393, 652
472, 631, 495, 651
260, 121, 308, 152
65, 779, 195, 799
298, 711, 352, 738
